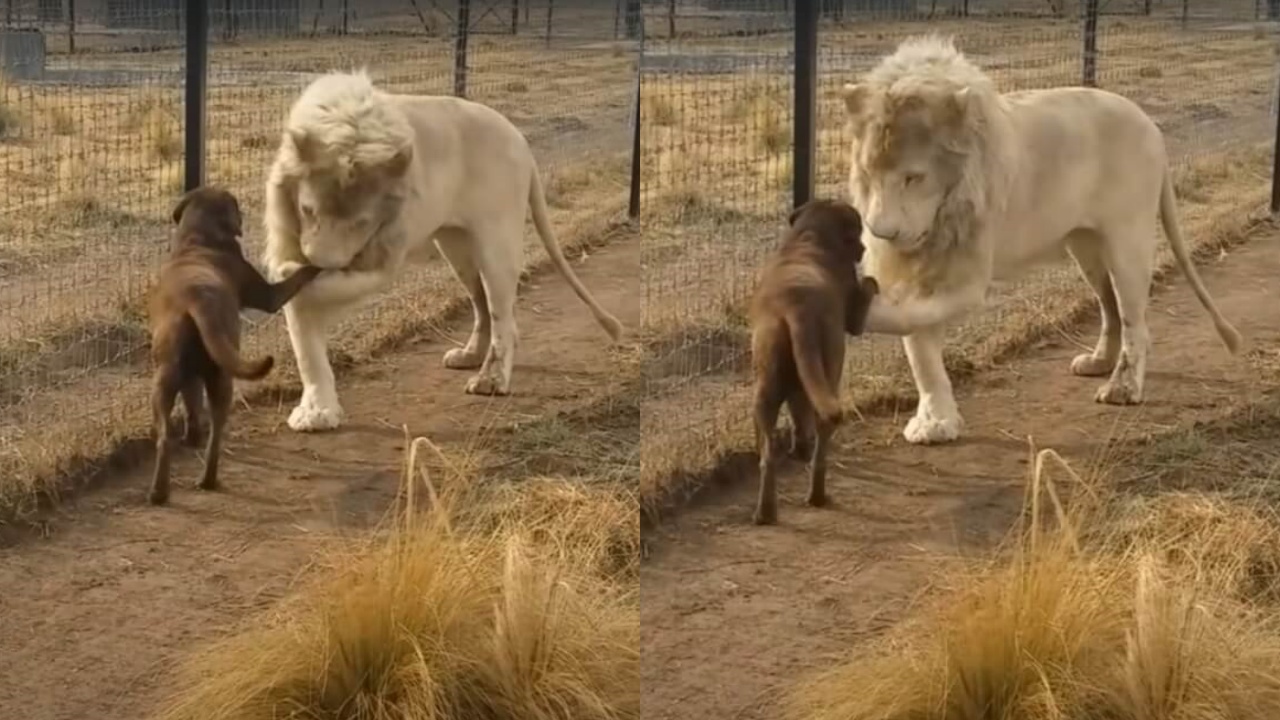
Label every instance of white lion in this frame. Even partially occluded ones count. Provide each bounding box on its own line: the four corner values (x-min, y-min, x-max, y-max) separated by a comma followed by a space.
840, 35, 1242, 445
262, 70, 624, 432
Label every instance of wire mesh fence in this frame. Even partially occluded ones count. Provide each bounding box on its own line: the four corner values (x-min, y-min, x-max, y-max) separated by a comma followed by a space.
638, 0, 1279, 508
0, 0, 640, 512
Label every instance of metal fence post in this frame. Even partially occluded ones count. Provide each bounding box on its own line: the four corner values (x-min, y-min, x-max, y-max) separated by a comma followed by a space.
184, 0, 209, 192
1270, 61, 1280, 213
454, 0, 470, 98
793, 0, 818, 209
629, 57, 641, 220
1082, 0, 1099, 87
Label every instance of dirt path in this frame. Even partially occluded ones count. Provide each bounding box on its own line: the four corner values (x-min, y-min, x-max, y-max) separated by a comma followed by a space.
639, 227, 1280, 720
0, 235, 639, 720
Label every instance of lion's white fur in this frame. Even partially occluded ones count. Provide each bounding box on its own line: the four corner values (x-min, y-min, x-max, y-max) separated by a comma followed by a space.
842, 35, 1242, 445
263, 71, 624, 432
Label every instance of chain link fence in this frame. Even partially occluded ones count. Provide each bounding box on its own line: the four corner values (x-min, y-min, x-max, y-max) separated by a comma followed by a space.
639, 0, 1279, 511
0, 0, 640, 513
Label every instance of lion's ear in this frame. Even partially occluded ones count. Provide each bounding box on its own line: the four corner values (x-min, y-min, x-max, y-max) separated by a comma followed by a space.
840, 83, 870, 118
381, 144, 413, 179
945, 87, 972, 128
287, 128, 317, 164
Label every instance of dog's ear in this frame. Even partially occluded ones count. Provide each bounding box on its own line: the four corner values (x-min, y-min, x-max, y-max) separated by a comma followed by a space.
226, 192, 244, 237
788, 201, 813, 227
171, 188, 197, 224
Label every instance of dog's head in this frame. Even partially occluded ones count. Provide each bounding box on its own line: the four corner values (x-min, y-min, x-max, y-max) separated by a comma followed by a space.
171, 185, 244, 252
787, 198, 866, 265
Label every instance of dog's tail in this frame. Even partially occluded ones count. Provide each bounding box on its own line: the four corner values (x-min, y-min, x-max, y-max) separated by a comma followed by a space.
188, 299, 275, 381
785, 312, 843, 426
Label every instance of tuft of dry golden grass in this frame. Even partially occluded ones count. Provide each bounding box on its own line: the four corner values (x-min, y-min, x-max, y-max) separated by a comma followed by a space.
151, 438, 639, 720
786, 448, 1280, 720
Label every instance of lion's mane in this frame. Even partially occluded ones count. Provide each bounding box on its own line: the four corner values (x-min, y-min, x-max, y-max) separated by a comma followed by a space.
262, 70, 414, 276
847, 35, 1017, 295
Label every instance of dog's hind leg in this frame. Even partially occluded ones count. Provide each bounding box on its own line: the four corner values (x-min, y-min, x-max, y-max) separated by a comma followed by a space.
435, 229, 491, 371
180, 379, 205, 447
753, 369, 786, 526
149, 366, 183, 506
786, 390, 816, 460
198, 372, 233, 492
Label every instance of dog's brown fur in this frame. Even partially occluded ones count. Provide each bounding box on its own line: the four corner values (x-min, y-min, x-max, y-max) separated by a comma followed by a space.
748, 198, 879, 525
147, 186, 322, 505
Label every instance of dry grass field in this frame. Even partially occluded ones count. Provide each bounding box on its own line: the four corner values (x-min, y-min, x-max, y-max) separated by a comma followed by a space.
637, 16, 1279, 517
0, 31, 638, 516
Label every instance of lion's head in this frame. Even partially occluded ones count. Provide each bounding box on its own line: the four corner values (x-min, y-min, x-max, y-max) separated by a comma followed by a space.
265, 71, 415, 271
840, 35, 1010, 256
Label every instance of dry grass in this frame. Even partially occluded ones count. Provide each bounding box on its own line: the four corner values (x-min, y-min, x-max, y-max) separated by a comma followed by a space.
151, 437, 639, 720
636, 17, 1278, 518
786, 447, 1280, 720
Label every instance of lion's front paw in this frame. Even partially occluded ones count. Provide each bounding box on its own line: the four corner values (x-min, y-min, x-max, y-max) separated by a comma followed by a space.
903, 410, 964, 445
287, 395, 344, 432
464, 373, 510, 397
443, 347, 486, 370
1095, 378, 1143, 406
1070, 353, 1116, 378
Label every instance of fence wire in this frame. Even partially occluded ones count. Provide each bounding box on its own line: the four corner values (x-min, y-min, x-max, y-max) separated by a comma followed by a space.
0, 0, 639, 509
638, 0, 1279, 498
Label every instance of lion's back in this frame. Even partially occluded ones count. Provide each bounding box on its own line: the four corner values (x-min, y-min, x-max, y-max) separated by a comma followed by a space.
389, 94, 532, 161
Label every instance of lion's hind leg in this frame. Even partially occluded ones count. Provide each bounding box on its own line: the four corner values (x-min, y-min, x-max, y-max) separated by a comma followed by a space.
435, 229, 492, 372
1095, 221, 1157, 406
460, 220, 522, 397
1066, 231, 1122, 378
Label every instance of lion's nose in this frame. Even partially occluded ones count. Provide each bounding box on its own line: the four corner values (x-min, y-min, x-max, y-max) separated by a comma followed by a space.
867, 222, 899, 241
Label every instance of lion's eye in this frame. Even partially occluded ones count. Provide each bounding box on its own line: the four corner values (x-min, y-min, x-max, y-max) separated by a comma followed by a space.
300, 205, 315, 219
903, 173, 924, 187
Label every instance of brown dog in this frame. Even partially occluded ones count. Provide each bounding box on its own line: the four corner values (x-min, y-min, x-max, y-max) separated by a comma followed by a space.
148, 186, 322, 505
748, 198, 879, 525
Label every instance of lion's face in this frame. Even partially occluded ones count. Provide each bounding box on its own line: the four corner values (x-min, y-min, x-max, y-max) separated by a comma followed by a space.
842, 84, 971, 254
293, 160, 410, 270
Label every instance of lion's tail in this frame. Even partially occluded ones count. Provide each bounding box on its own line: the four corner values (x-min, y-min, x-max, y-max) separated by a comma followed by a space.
188, 297, 275, 381
527, 167, 624, 342
785, 311, 843, 427
1159, 170, 1243, 354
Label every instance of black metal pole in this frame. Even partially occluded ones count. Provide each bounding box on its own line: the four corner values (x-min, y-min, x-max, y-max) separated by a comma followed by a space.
545, 0, 554, 47
184, 0, 208, 192
629, 69, 640, 220
454, 0, 470, 98
511, 0, 518, 34
1082, 0, 1099, 87
67, 0, 75, 54
1270, 71, 1280, 213
793, 0, 818, 210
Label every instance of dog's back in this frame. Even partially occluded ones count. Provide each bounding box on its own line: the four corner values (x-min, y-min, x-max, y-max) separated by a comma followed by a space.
150, 250, 272, 382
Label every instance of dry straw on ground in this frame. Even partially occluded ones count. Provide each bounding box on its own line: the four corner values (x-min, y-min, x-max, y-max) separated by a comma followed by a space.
151, 436, 639, 720
786, 448, 1280, 720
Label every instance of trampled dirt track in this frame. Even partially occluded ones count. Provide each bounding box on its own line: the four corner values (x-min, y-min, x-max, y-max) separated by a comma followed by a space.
0, 235, 639, 720
640, 226, 1280, 720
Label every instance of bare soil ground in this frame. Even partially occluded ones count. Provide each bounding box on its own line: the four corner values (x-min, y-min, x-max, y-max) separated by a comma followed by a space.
639, 225, 1280, 720
0, 234, 639, 720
